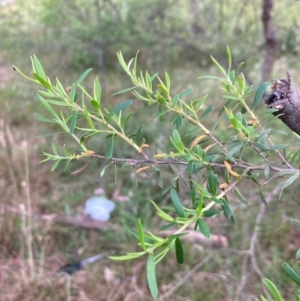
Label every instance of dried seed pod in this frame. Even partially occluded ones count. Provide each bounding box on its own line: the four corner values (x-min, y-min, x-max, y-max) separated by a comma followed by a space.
265, 71, 300, 135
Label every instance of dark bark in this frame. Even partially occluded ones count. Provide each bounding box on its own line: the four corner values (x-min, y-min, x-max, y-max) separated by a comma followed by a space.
265, 71, 300, 135
261, 0, 278, 81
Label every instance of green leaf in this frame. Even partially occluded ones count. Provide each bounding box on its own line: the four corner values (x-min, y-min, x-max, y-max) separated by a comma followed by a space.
105, 135, 114, 160
137, 218, 145, 250
76, 68, 93, 85
175, 238, 184, 264
202, 209, 222, 217
197, 191, 204, 216
34, 114, 55, 123
33, 55, 47, 80
32, 72, 52, 90
282, 263, 300, 286
151, 73, 158, 81
172, 115, 183, 130
263, 278, 284, 301
170, 129, 184, 153
147, 253, 158, 299
112, 86, 135, 96
281, 172, 299, 190
51, 160, 61, 172
207, 171, 218, 196
122, 112, 135, 130
69, 83, 77, 103
236, 62, 245, 73
83, 105, 95, 129
170, 189, 185, 218
229, 70, 235, 84
269, 144, 289, 150
210, 55, 227, 77
165, 71, 170, 91
172, 94, 180, 108
198, 75, 221, 80
125, 225, 155, 244
51, 142, 58, 155
234, 188, 249, 204
253, 82, 269, 109
290, 218, 300, 228
180, 88, 194, 97
259, 189, 269, 208
37, 95, 58, 118
193, 94, 209, 111
218, 99, 232, 117
159, 222, 177, 231
110, 251, 146, 261
222, 201, 233, 219
156, 170, 164, 188
226, 143, 245, 160
111, 99, 132, 115
69, 110, 78, 134
151, 200, 174, 222
93, 77, 101, 104
197, 219, 210, 239
252, 142, 270, 151
200, 104, 214, 119
226, 46, 232, 74
90, 99, 100, 110
152, 109, 169, 120
273, 170, 298, 179
167, 232, 189, 240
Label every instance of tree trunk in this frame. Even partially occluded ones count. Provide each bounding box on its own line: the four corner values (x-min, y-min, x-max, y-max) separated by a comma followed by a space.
261, 0, 277, 81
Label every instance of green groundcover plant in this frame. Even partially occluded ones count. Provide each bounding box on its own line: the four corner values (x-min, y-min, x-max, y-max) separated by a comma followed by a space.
14, 47, 300, 300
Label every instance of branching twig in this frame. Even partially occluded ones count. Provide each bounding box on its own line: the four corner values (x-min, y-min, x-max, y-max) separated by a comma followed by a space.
91, 153, 298, 173
157, 252, 217, 300
234, 186, 281, 300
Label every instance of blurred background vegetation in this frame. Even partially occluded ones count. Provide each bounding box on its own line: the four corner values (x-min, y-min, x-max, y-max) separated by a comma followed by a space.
1, 0, 300, 300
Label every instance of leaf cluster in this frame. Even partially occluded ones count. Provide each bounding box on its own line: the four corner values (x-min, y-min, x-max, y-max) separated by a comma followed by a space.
15, 47, 300, 299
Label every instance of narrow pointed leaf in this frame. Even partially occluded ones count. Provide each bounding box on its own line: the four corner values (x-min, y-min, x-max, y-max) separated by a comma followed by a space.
200, 104, 214, 119
263, 278, 284, 301
33, 55, 47, 80
37, 95, 58, 118
112, 86, 135, 96
76, 68, 93, 84
180, 88, 194, 97
253, 82, 268, 109
83, 105, 95, 129
170, 189, 185, 218
94, 78, 101, 104
69, 84, 77, 103
32, 72, 52, 90
137, 218, 145, 250
147, 253, 158, 299
105, 135, 114, 160
111, 99, 132, 115
34, 114, 55, 123
110, 251, 146, 261
90, 99, 100, 110
290, 218, 300, 228
282, 263, 300, 286
198, 75, 221, 80
233, 188, 249, 204
69, 110, 78, 134
281, 172, 299, 190
175, 238, 184, 264
207, 171, 218, 196
198, 218, 210, 238
259, 189, 269, 208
